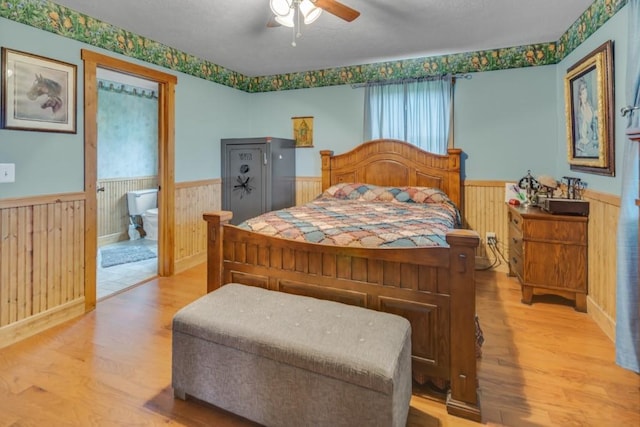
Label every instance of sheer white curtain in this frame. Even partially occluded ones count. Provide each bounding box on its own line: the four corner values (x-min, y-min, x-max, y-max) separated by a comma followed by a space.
364, 75, 452, 154
615, 0, 639, 373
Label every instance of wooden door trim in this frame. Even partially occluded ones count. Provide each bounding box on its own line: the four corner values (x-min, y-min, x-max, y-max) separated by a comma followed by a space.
82, 49, 177, 311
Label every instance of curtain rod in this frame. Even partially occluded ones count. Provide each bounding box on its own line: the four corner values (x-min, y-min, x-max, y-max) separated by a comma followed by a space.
351, 73, 472, 89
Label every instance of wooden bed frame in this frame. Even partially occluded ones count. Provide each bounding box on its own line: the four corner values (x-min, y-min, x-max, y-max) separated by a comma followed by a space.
203, 139, 481, 421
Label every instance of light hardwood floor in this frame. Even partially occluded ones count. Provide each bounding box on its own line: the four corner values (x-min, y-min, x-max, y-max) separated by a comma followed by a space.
0, 264, 637, 426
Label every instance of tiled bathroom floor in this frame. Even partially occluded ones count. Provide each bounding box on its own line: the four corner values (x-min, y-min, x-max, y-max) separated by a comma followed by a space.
97, 238, 158, 300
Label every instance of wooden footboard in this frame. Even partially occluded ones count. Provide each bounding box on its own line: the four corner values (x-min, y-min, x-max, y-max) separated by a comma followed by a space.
203, 211, 481, 421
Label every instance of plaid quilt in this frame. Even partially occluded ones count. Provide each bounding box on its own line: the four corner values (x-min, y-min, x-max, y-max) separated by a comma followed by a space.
238, 183, 461, 248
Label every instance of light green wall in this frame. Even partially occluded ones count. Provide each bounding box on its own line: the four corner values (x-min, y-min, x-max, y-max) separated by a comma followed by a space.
0, 17, 250, 198
247, 65, 559, 182
555, 6, 628, 195
0, 2, 630, 199
174, 72, 250, 181
0, 18, 85, 198
247, 85, 365, 176
455, 65, 558, 181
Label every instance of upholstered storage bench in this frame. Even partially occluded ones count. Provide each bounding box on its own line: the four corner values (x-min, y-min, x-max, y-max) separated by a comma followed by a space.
172, 283, 412, 427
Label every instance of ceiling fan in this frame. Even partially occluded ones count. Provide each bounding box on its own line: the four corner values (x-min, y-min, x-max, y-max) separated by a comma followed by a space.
268, 0, 360, 46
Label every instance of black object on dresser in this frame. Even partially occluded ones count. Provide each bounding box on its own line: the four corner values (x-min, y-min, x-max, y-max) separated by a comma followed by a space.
508, 204, 589, 312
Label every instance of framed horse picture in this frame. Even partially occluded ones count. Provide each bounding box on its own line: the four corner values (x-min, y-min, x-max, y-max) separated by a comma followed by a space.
1, 48, 77, 133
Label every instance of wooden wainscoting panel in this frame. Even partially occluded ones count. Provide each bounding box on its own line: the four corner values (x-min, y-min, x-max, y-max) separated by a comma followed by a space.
96, 176, 158, 246
295, 177, 322, 205
0, 194, 85, 348
463, 181, 509, 270
174, 179, 220, 272
583, 190, 620, 340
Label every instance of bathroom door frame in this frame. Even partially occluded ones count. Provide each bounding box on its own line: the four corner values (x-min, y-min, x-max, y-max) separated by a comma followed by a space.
82, 50, 177, 311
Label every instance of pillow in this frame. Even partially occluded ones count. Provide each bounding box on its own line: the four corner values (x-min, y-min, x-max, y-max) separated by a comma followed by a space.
321, 183, 452, 204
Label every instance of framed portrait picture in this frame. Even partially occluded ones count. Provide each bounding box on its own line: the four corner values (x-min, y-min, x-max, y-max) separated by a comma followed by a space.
1, 48, 77, 133
292, 116, 313, 147
564, 40, 614, 176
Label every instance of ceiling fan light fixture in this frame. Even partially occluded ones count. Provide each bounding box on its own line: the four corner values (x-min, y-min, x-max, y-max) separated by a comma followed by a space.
270, 0, 292, 17
275, 9, 295, 28
299, 0, 322, 24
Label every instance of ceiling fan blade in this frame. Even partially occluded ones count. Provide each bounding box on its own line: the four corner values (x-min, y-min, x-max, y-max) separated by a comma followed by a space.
313, 0, 360, 22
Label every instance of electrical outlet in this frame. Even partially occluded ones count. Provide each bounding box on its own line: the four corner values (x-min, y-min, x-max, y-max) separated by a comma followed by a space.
486, 231, 497, 245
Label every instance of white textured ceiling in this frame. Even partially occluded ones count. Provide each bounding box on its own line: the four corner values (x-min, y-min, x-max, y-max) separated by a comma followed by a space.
51, 0, 594, 77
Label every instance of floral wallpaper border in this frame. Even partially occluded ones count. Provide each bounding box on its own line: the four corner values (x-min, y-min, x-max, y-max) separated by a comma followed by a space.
0, 0, 628, 93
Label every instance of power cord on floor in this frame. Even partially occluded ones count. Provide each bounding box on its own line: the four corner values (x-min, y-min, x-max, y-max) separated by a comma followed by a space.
492, 238, 510, 265
476, 237, 501, 271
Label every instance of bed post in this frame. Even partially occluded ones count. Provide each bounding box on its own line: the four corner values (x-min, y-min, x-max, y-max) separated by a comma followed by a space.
446, 148, 462, 211
320, 150, 334, 191
445, 229, 481, 422
203, 211, 233, 293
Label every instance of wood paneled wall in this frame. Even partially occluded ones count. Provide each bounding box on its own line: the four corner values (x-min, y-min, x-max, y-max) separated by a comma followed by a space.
295, 177, 322, 205
463, 181, 510, 269
174, 179, 220, 272
582, 190, 620, 340
97, 176, 158, 245
0, 194, 86, 347
463, 181, 620, 341
0, 178, 621, 348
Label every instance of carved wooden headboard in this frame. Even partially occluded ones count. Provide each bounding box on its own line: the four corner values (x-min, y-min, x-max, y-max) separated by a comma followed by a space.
320, 139, 462, 208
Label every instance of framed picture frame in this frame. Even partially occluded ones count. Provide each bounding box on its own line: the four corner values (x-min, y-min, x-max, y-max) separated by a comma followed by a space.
1, 48, 77, 133
292, 116, 314, 147
564, 40, 614, 176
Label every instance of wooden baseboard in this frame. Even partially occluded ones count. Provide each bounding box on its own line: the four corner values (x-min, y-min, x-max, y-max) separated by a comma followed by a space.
175, 252, 207, 275
587, 296, 616, 342
98, 232, 127, 247
0, 298, 85, 349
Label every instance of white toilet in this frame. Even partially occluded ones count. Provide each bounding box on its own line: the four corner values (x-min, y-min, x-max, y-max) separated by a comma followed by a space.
126, 189, 159, 241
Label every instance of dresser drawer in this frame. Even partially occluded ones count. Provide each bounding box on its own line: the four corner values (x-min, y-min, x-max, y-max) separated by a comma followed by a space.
508, 209, 523, 232
509, 251, 524, 279
522, 219, 587, 245
509, 223, 523, 256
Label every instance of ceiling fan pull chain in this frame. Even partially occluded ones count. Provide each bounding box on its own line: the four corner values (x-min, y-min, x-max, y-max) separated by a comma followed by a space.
291, 0, 299, 47
296, 1, 302, 39
291, 20, 297, 46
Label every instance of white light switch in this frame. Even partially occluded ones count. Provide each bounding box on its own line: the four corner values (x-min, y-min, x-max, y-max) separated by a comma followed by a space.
0, 163, 16, 183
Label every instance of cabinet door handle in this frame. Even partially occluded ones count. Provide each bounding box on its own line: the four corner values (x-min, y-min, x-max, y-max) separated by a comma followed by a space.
513, 218, 519, 225
511, 257, 518, 265
512, 237, 518, 244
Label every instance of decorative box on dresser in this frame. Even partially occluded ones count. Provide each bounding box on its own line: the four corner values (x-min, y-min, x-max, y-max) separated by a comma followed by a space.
507, 205, 588, 312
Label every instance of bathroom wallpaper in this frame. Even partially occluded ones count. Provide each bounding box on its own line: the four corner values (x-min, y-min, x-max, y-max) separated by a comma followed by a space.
0, 0, 627, 92
97, 79, 158, 179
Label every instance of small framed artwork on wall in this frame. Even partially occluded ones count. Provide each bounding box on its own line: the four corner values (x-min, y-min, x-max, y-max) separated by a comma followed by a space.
292, 116, 313, 147
564, 40, 614, 176
1, 48, 77, 133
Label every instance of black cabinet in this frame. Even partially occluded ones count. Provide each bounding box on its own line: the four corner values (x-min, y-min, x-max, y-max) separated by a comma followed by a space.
221, 137, 296, 225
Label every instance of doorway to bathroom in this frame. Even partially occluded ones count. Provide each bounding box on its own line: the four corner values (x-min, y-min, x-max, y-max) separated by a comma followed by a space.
95, 68, 159, 299
82, 50, 178, 311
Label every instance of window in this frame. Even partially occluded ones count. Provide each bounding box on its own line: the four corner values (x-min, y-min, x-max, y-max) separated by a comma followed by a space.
364, 75, 453, 154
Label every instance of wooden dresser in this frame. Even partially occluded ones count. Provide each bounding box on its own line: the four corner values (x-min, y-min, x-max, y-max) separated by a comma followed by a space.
507, 205, 588, 311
